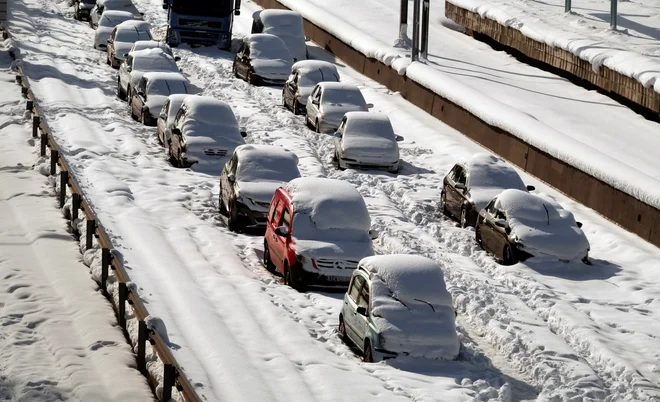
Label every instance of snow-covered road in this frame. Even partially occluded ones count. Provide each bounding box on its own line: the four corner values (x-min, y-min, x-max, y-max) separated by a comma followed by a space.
7, 0, 660, 400
0, 42, 152, 401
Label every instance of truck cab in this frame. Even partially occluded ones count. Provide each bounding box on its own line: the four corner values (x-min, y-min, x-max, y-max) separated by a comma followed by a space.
162, 0, 241, 50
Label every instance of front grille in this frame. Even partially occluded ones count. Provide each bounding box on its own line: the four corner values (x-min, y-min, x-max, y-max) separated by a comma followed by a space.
254, 200, 271, 209
178, 19, 223, 30
315, 259, 360, 270
181, 30, 219, 40
203, 148, 227, 156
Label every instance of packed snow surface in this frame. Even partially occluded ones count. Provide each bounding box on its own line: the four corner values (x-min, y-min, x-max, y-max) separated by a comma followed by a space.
255, 9, 307, 62
464, 153, 527, 210
363, 255, 460, 360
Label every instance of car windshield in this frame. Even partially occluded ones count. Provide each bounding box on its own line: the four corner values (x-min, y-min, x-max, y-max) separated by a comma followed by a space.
171, 0, 232, 18
250, 39, 289, 60
101, 15, 133, 27
237, 157, 300, 183
132, 56, 178, 72
148, 79, 189, 96
322, 88, 366, 107
116, 28, 151, 42
299, 69, 339, 88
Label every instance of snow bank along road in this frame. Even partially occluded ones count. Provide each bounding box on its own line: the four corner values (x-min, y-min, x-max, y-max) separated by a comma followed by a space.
8, 0, 660, 400
0, 41, 152, 401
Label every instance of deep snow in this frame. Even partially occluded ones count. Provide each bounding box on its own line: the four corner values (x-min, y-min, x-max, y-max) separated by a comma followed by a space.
0, 42, 152, 401
6, 0, 660, 400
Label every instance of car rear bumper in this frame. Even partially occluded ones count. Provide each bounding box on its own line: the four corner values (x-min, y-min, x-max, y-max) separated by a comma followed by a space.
293, 262, 352, 288
233, 203, 268, 231
341, 159, 399, 172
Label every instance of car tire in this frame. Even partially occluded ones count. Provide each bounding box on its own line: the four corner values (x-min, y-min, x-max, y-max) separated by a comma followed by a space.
475, 226, 483, 247
293, 99, 302, 115
314, 119, 320, 133
460, 206, 468, 228
228, 201, 239, 232
284, 262, 305, 292
363, 339, 374, 363
338, 316, 348, 343
168, 144, 179, 168
502, 245, 516, 266
117, 79, 126, 101
263, 243, 276, 272
218, 190, 228, 216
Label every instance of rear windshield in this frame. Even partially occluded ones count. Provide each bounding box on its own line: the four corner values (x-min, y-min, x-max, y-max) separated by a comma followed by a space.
116, 28, 151, 42
148, 79, 189, 96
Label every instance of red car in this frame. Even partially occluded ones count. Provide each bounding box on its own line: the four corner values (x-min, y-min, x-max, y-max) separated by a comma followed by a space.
263, 177, 376, 291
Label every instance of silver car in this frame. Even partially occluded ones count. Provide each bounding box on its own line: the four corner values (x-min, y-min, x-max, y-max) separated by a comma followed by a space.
305, 82, 372, 133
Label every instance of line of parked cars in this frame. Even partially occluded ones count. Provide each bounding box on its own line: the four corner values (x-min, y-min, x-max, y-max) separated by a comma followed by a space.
78, 1, 592, 363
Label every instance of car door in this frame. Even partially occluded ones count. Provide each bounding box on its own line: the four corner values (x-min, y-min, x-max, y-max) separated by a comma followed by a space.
108, 27, 118, 57
334, 117, 346, 159
445, 164, 462, 217
132, 77, 147, 117
343, 274, 366, 346
284, 71, 297, 107
480, 199, 499, 255
306, 85, 321, 123
220, 153, 237, 210
268, 203, 289, 271
157, 98, 169, 139
236, 41, 250, 78
119, 55, 132, 91
353, 278, 371, 351
490, 207, 510, 259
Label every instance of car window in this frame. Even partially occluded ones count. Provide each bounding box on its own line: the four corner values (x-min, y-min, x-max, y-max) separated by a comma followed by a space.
160, 99, 169, 118
173, 107, 185, 127
281, 208, 291, 230
111, 27, 117, 40
269, 199, 280, 223
311, 85, 320, 99
452, 166, 466, 185
358, 281, 370, 310
348, 275, 365, 303
486, 199, 497, 216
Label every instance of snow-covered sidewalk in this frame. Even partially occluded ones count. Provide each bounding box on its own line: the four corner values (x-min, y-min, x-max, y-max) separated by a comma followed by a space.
0, 43, 152, 401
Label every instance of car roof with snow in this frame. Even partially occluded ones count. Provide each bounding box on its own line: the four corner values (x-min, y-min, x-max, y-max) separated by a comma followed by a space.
130, 40, 172, 55
181, 96, 238, 127
246, 34, 292, 61
142, 71, 188, 84
115, 20, 150, 31
256, 9, 304, 28
495, 189, 566, 223
235, 144, 301, 183
285, 177, 370, 231
291, 60, 338, 75
101, 10, 135, 18
342, 112, 395, 139
464, 153, 526, 190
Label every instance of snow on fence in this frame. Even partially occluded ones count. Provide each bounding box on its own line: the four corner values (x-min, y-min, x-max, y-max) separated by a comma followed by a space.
7, 37, 202, 402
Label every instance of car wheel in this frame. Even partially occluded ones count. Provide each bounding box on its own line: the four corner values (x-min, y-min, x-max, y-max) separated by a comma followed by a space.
440, 191, 449, 216
263, 243, 276, 272
117, 80, 126, 101
228, 201, 239, 232
363, 339, 374, 363
218, 190, 228, 216
168, 144, 179, 167
475, 226, 483, 246
247, 70, 257, 85
338, 316, 348, 343
460, 206, 468, 228
284, 262, 305, 292
293, 99, 302, 115
502, 245, 516, 266
314, 119, 320, 133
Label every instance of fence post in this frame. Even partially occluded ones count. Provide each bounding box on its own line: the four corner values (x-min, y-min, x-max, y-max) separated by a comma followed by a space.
118, 282, 127, 328
399, 0, 408, 43
86, 219, 96, 250
32, 115, 39, 138
50, 149, 58, 175
137, 320, 147, 374
565, 0, 571, 13
26, 99, 33, 111
71, 193, 80, 222
59, 171, 68, 208
162, 364, 175, 402
412, 0, 421, 61
101, 247, 110, 291
421, 0, 430, 60
40, 133, 47, 156
610, 0, 617, 29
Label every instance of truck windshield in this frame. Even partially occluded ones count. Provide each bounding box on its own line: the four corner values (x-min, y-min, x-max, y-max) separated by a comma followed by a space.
171, 0, 232, 18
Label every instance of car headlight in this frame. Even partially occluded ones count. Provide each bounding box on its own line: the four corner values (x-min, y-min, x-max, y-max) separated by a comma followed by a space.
378, 333, 386, 347
515, 242, 524, 249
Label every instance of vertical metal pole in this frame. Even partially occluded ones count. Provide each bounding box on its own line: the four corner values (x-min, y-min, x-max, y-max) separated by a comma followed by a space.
40, 134, 47, 157
25, 99, 33, 111
50, 149, 58, 175
118, 282, 127, 329
137, 320, 147, 373
162, 364, 175, 402
412, 0, 421, 61
86, 220, 96, 250
72, 193, 81, 222
399, 0, 408, 42
565, 0, 571, 13
101, 248, 110, 290
32, 116, 40, 138
421, 0, 430, 60
610, 0, 617, 29
59, 171, 68, 208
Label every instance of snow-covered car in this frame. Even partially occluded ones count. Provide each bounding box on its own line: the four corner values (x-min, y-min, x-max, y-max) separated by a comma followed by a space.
117, 48, 180, 101
233, 34, 294, 86
282, 60, 339, 115
219, 145, 302, 232
475, 189, 590, 265
130, 72, 192, 126
90, 0, 141, 29
251, 9, 307, 62
263, 177, 377, 291
156, 94, 187, 146
92, 11, 139, 50
333, 112, 402, 173
73, 0, 96, 21
305, 82, 372, 133
106, 20, 152, 68
169, 96, 247, 172
129, 40, 174, 57
339, 255, 460, 362
441, 153, 535, 228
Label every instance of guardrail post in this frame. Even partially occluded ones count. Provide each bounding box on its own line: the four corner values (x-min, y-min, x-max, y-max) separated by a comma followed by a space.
71, 193, 81, 221
59, 171, 68, 208
50, 149, 58, 175
565, 0, 571, 13
86, 219, 96, 250
15, 75, 22, 85
32, 115, 40, 138
412, 0, 421, 61
26, 99, 33, 111
162, 364, 175, 402
137, 320, 147, 373
610, 0, 618, 29
40, 133, 47, 156
421, 0, 430, 59
101, 248, 110, 290
21, 86, 28, 97
118, 282, 127, 328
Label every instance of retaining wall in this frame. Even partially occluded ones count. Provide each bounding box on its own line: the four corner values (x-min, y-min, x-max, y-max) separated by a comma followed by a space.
252, 0, 660, 248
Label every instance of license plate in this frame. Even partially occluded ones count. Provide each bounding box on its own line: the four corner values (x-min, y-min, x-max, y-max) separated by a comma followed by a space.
325, 276, 348, 282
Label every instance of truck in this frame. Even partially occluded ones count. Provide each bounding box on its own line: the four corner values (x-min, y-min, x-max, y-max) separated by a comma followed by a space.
162, 0, 241, 50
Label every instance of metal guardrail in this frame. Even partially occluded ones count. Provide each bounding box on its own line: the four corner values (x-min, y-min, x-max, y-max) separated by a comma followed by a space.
8, 36, 202, 402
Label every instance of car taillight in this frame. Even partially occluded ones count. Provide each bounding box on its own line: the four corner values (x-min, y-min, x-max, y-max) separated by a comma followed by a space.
311, 259, 319, 270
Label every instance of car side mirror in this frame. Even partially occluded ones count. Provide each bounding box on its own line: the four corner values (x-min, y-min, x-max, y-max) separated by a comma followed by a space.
395, 135, 404, 142
162, 2, 168, 9
138, 91, 145, 98
369, 228, 379, 239
576, 221, 583, 229
332, 131, 342, 138
455, 182, 466, 190
174, 56, 181, 62
171, 127, 182, 136
227, 174, 235, 183
274, 225, 289, 237
139, 12, 144, 16
366, 103, 374, 108
526, 185, 536, 191
356, 306, 367, 316
494, 219, 506, 228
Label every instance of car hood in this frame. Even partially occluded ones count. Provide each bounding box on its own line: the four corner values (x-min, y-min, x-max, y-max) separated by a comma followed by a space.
236, 181, 280, 206
512, 220, 590, 261
372, 303, 459, 360
292, 239, 374, 261
470, 188, 508, 212
252, 59, 291, 80
342, 137, 399, 162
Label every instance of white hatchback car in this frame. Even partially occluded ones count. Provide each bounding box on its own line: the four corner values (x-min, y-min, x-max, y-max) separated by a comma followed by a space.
93, 11, 139, 50
282, 60, 339, 115
305, 82, 372, 133
117, 48, 180, 101
333, 112, 402, 173
339, 255, 460, 362
106, 20, 152, 68
156, 93, 188, 146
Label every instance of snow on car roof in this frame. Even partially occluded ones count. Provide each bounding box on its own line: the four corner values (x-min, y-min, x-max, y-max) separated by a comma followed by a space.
496, 189, 566, 223
285, 177, 370, 232
115, 20, 150, 30
247, 34, 292, 61
182, 96, 238, 127
258, 9, 304, 28
466, 153, 526, 190
101, 10, 135, 18
291, 60, 338, 75
235, 144, 300, 183
343, 112, 395, 139
130, 50, 178, 72
142, 71, 187, 82
361, 255, 452, 307
319, 83, 367, 107
131, 40, 172, 54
